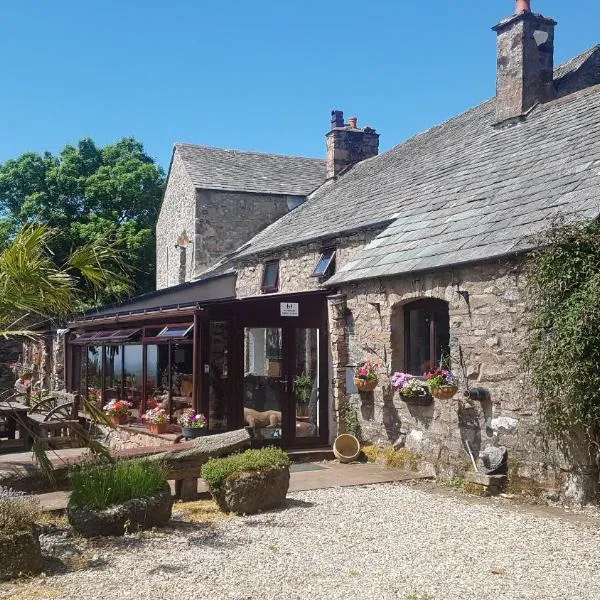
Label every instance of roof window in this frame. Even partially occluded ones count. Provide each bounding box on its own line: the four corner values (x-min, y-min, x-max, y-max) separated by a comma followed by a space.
156, 324, 194, 338
312, 248, 336, 278
261, 260, 279, 293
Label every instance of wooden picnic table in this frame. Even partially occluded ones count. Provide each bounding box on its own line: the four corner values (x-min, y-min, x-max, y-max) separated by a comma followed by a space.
0, 401, 30, 451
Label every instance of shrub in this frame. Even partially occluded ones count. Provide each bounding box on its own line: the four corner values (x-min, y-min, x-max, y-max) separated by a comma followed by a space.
0, 487, 41, 533
69, 460, 168, 510
201, 447, 290, 491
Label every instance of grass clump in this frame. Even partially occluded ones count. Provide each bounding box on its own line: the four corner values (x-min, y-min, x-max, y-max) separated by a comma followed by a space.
201, 447, 290, 490
362, 445, 422, 471
0, 487, 41, 533
69, 459, 167, 510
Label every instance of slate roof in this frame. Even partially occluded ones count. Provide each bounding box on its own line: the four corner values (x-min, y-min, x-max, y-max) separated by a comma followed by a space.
232, 47, 600, 286
175, 143, 326, 196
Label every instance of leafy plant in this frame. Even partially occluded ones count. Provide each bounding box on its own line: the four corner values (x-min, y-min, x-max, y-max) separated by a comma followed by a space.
0, 487, 41, 533
340, 402, 361, 439
294, 373, 313, 404
423, 368, 457, 390
178, 409, 207, 429
523, 217, 600, 501
201, 447, 290, 491
68, 460, 168, 510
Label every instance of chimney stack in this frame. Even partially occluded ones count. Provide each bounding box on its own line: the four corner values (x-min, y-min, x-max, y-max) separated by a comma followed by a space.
326, 110, 379, 179
493, 1, 556, 124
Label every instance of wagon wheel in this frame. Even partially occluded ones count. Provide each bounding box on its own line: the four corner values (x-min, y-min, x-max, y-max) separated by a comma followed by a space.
43, 402, 76, 422
28, 397, 57, 414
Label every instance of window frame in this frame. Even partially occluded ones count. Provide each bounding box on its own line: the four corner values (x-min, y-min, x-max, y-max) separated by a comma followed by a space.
260, 260, 280, 294
403, 299, 450, 375
311, 248, 336, 279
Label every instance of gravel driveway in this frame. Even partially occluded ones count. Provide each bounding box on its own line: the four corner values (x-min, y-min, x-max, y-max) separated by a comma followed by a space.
3, 483, 600, 600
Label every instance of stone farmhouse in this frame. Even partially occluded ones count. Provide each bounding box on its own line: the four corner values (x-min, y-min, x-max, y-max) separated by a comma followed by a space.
49, 1, 600, 493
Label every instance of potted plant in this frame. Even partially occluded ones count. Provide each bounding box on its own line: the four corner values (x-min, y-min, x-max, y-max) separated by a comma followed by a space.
354, 360, 380, 392
294, 373, 313, 417
391, 372, 432, 405
424, 368, 458, 399
142, 407, 169, 434
178, 409, 208, 439
103, 399, 132, 426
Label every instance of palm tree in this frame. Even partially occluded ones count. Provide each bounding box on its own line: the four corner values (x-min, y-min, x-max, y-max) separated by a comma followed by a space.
0, 223, 132, 478
0, 223, 131, 338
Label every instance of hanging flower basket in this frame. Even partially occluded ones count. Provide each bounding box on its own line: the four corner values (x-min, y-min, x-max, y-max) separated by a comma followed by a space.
430, 385, 459, 400
354, 377, 378, 392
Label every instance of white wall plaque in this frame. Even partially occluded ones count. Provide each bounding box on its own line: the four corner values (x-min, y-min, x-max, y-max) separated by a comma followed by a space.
280, 302, 299, 317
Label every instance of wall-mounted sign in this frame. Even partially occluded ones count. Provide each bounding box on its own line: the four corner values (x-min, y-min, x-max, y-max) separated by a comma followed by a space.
280, 302, 299, 317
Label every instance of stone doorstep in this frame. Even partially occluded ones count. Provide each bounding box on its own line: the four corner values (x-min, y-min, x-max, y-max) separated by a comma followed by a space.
465, 472, 507, 494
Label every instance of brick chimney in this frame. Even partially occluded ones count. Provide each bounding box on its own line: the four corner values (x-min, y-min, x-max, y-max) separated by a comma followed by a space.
492, 1, 557, 124
326, 110, 379, 179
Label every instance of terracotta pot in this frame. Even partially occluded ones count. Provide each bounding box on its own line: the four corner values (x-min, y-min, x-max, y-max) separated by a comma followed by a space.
431, 385, 458, 400
110, 414, 128, 426
333, 434, 361, 463
147, 422, 168, 435
354, 377, 377, 392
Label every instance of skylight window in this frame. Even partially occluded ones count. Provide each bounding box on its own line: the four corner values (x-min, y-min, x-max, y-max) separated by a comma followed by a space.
157, 324, 194, 338
312, 248, 336, 278
261, 261, 280, 293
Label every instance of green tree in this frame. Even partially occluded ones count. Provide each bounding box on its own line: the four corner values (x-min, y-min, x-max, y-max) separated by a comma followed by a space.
0, 137, 165, 305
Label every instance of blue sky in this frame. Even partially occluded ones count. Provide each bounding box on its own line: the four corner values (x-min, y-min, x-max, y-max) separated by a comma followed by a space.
1, 1, 598, 170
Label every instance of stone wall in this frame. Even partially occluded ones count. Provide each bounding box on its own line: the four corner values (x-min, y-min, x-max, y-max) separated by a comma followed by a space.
235, 228, 384, 298
0, 340, 20, 394
334, 258, 564, 490
194, 190, 295, 279
156, 150, 197, 290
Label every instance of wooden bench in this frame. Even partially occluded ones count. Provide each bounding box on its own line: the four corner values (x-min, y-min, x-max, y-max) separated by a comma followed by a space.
27, 391, 83, 450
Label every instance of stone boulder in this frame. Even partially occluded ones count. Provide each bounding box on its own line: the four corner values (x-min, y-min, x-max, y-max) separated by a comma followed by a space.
67, 486, 173, 537
0, 530, 43, 580
212, 467, 290, 515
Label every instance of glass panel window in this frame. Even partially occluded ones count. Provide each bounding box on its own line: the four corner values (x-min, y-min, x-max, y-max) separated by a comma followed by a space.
87, 346, 102, 405
312, 249, 336, 278
171, 343, 194, 422
104, 345, 123, 403
261, 261, 279, 293
145, 345, 170, 414
123, 345, 143, 417
157, 324, 193, 338
404, 300, 450, 375
294, 328, 320, 438
209, 321, 230, 432
243, 327, 283, 440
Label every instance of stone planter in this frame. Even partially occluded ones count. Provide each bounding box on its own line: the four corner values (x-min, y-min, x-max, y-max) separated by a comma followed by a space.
182, 426, 208, 439
0, 529, 43, 580
67, 486, 173, 537
211, 467, 290, 515
354, 378, 377, 392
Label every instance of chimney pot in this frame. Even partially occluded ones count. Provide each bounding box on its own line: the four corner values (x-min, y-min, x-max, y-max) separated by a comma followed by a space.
331, 110, 344, 129
326, 111, 379, 178
516, 0, 531, 14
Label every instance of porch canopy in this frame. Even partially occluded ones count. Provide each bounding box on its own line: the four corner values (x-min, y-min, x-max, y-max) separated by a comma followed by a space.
69, 272, 237, 326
